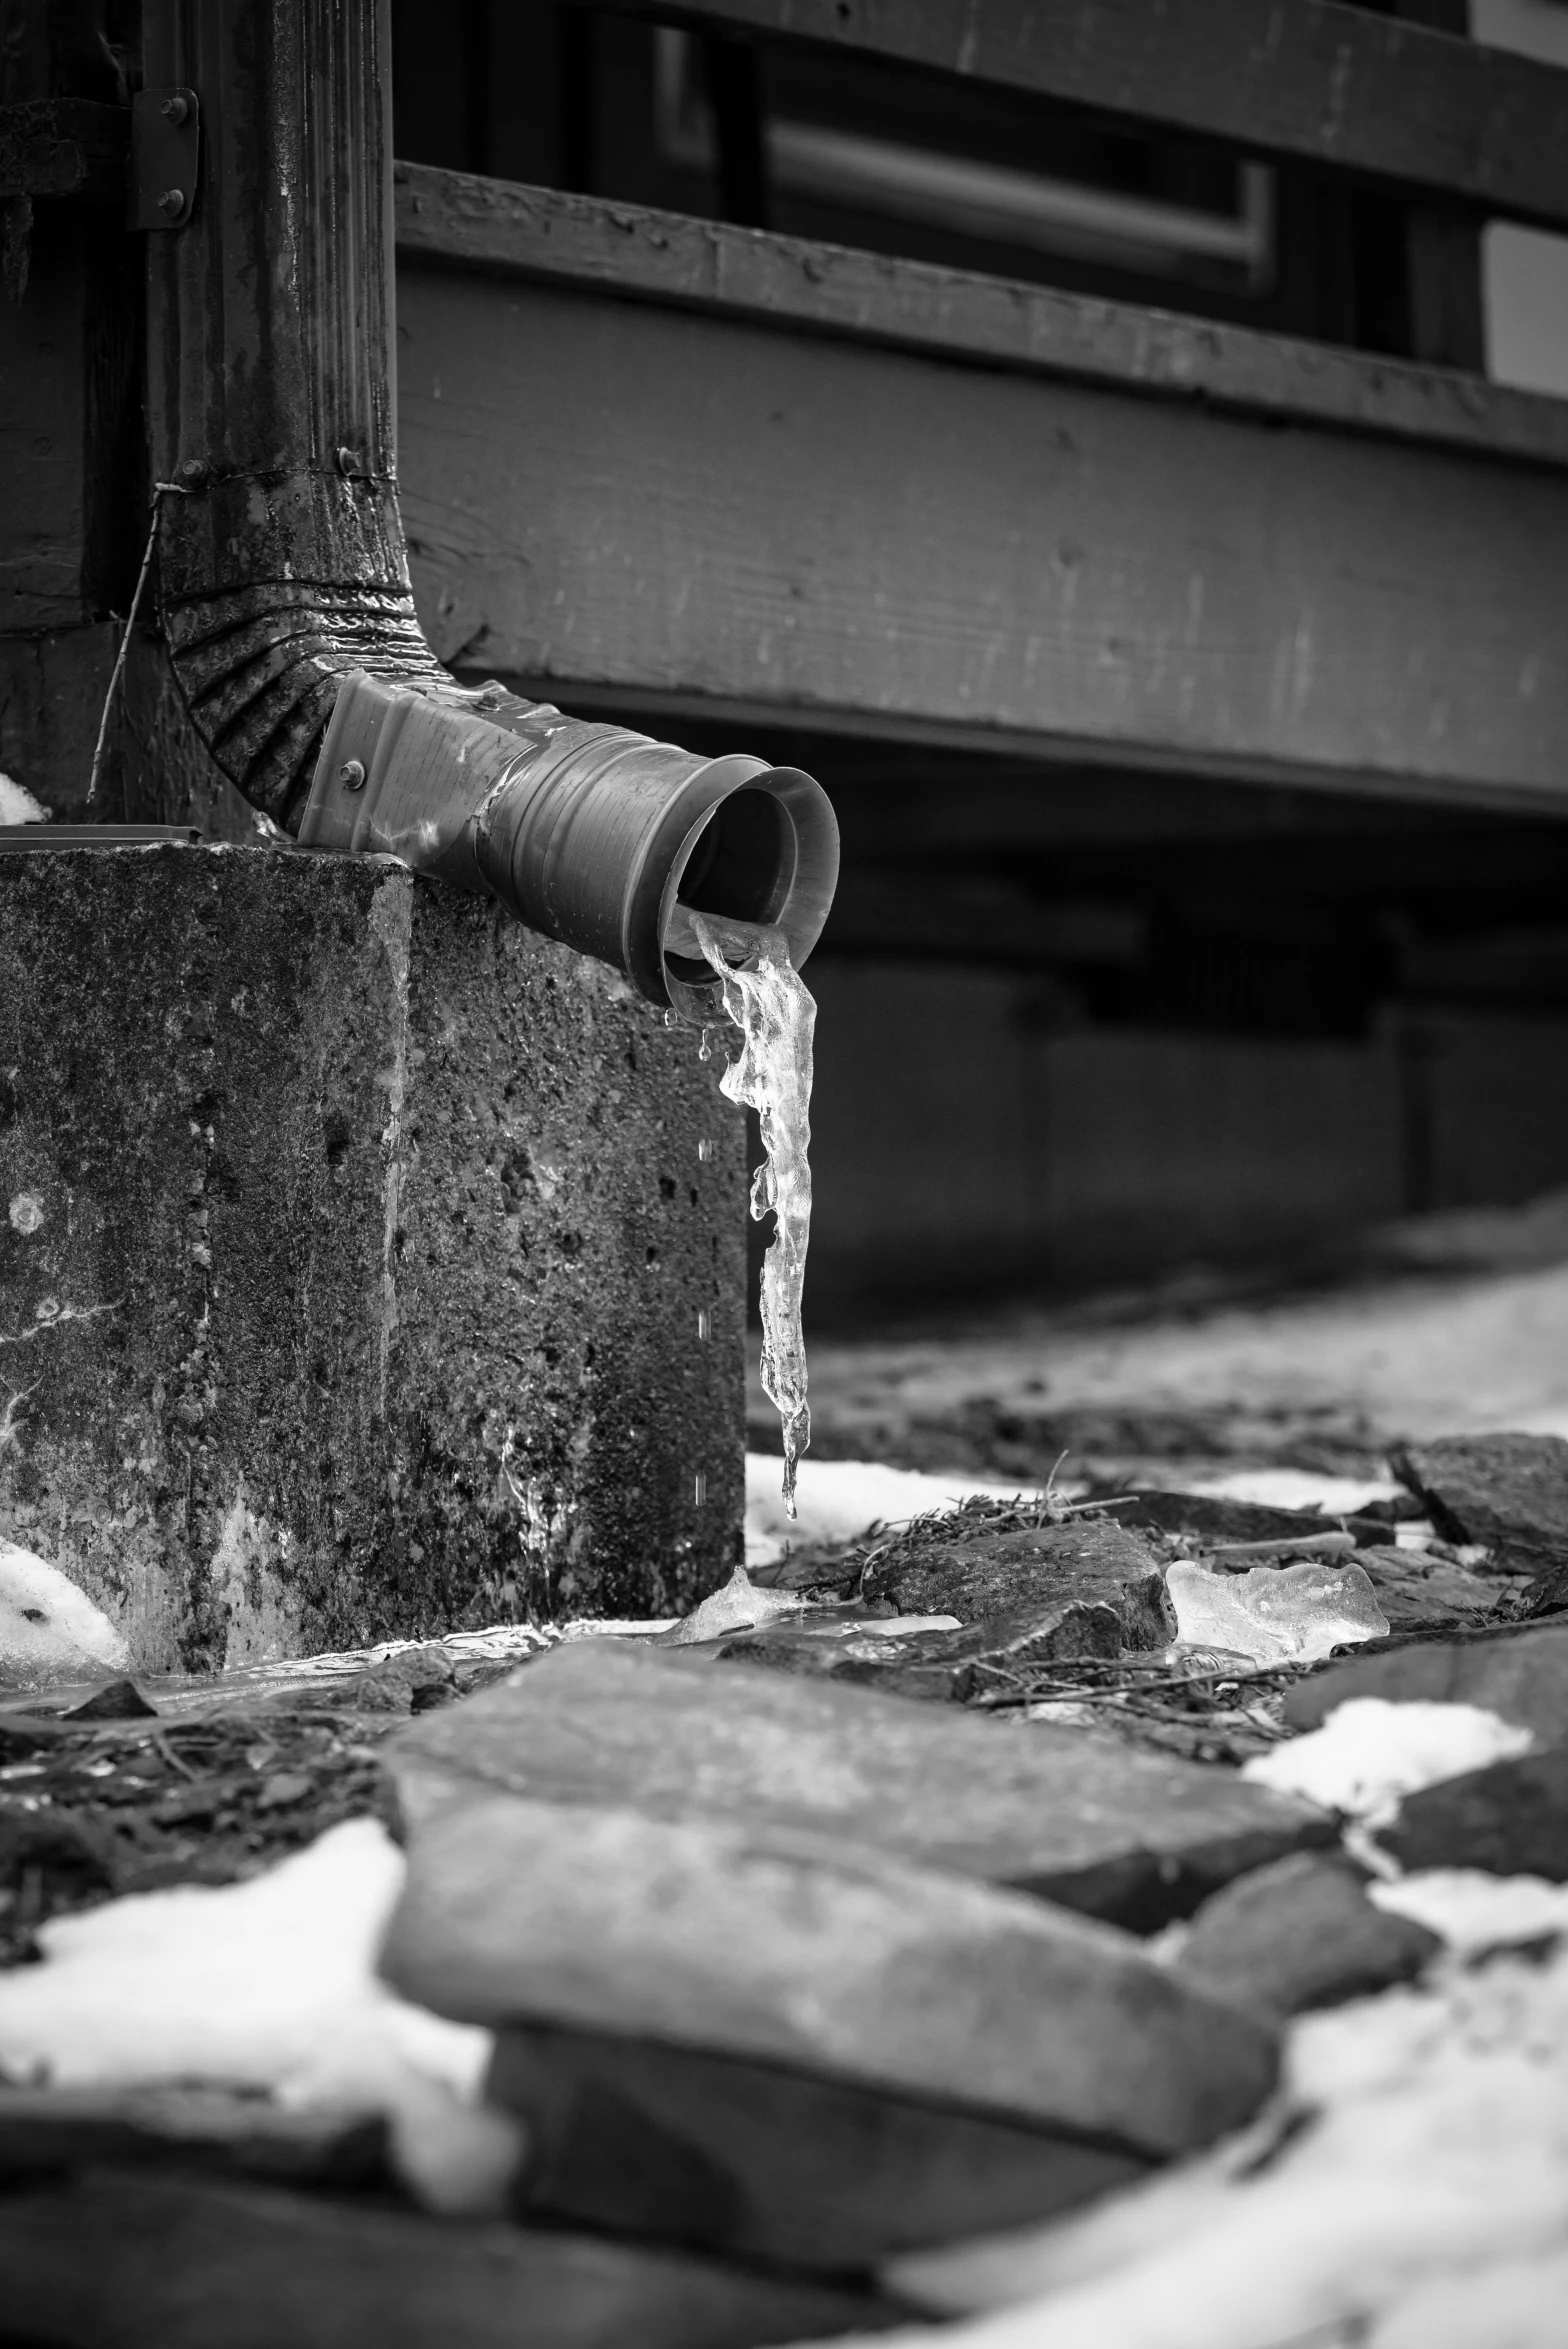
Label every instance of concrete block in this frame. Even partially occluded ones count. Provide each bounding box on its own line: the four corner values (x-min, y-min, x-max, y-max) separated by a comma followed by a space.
0, 844, 745, 1670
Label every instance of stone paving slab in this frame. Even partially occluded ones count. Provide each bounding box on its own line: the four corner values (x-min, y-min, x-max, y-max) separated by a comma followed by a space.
392, 1642, 1334, 1929
487, 2019, 1145, 2271
1285, 1620, 1568, 1742
0, 2085, 386, 2191
0, 2167, 891, 2347
863, 1520, 1174, 1651
1391, 1432, 1568, 1574
711, 1599, 1126, 1703
1108, 1493, 1396, 1548
380, 1769, 1279, 2161
1174, 1853, 1440, 2019
1379, 1747, 1568, 1879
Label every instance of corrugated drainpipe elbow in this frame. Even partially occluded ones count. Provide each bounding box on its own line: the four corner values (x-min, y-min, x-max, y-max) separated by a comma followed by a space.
144, 0, 836, 1014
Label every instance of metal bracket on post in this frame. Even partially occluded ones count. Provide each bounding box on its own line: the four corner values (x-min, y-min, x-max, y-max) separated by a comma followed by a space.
129, 88, 200, 230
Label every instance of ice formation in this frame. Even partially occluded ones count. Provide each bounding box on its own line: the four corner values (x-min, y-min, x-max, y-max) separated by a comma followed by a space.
691, 914, 816, 1514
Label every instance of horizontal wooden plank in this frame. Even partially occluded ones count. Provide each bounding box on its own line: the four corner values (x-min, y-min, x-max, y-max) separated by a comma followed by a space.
394, 259, 1568, 811
582, 0, 1568, 229
394, 166, 1568, 472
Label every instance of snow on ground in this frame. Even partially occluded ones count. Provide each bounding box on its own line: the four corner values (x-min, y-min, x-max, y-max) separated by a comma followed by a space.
793, 1257, 1568, 1475
869, 1895, 1568, 2349
1179, 1466, 1401, 1512
0, 1540, 129, 1690
744, 1451, 1056, 1567
1371, 1870, 1568, 1959
1243, 1698, 1536, 1822
0, 1818, 519, 2215
0, 773, 49, 824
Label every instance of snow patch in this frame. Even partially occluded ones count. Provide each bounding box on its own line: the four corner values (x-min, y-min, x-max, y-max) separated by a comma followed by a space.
0, 1540, 129, 1690
1184, 1466, 1402, 1514
1242, 1697, 1534, 1823
0, 773, 49, 825
745, 1451, 1055, 1567
881, 1933, 1568, 2349
1371, 1870, 1568, 1960
0, 1817, 518, 2215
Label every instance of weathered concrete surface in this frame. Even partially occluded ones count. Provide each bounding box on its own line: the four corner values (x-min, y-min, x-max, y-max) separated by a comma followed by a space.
0, 845, 746, 1668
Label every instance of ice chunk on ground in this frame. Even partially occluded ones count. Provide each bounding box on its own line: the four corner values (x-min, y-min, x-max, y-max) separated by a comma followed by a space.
664, 1564, 810, 1645
1242, 1697, 1535, 1822
1167, 1557, 1388, 1666
745, 1452, 1055, 1567
0, 1817, 517, 2215
0, 1540, 129, 1689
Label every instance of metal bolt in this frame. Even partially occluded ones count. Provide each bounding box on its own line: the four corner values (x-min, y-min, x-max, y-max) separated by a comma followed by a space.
338, 759, 367, 792
161, 94, 189, 126
157, 187, 185, 218
179, 457, 208, 487
336, 446, 362, 478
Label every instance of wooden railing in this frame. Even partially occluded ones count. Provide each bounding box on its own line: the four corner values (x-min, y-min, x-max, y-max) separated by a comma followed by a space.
389, 7, 1568, 812
572, 0, 1568, 226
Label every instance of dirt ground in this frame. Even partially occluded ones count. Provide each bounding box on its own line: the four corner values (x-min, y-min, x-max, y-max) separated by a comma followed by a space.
759, 1245, 1568, 1488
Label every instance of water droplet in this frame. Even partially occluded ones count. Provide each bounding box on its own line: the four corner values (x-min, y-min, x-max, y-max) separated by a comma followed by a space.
696, 1308, 711, 1341
663, 1009, 675, 1028
693, 1470, 708, 1506
697, 1026, 711, 1062
697, 1138, 712, 1162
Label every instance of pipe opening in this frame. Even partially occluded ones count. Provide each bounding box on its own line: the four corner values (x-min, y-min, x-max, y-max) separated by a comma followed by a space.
666, 788, 797, 982
662, 764, 839, 1012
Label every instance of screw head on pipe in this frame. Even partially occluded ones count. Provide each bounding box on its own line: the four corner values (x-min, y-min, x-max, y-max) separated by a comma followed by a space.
338, 759, 367, 792
179, 457, 208, 487
157, 187, 185, 218
161, 94, 189, 125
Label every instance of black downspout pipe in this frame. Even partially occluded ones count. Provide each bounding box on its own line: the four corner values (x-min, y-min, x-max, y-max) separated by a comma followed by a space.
144, 0, 448, 829
141, 0, 836, 1014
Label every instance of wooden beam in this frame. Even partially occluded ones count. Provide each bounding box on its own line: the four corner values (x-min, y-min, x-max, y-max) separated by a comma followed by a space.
393, 241, 1568, 812
577, 0, 1568, 230
395, 167, 1568, 471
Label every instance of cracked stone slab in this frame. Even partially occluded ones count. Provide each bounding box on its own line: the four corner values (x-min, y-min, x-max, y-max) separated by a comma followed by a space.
862, 1520, 1175, 1651
390, 1641, 1334, 1929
